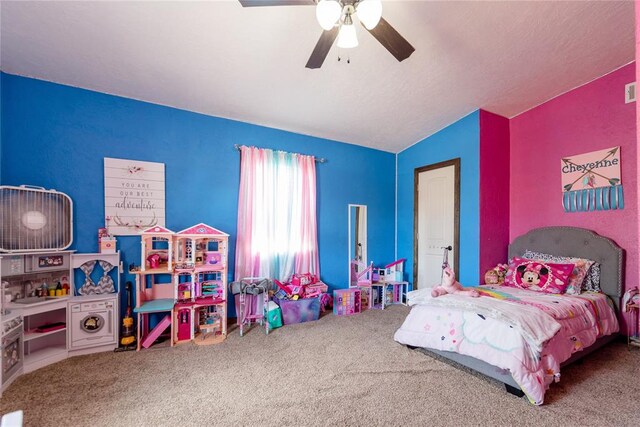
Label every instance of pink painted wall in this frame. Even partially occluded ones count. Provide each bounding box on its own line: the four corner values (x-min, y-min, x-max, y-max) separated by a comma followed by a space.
635, 0, 639, 335
510, 63, 637, 303
479, 110, 510, 282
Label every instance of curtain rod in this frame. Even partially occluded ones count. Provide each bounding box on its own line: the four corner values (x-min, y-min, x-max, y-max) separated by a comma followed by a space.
233, 144, 327, 163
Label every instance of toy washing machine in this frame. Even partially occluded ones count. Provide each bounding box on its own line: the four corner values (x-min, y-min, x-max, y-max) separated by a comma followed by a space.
69, 295, 118, 351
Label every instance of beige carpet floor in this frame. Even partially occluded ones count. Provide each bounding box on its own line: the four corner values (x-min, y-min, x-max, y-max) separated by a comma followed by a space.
1, 305, 639, 426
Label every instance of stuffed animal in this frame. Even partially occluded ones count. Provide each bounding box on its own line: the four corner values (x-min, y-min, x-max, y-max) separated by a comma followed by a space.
484, 269, 500, 285
431, 266, 480, 298
484, 263, 508, 285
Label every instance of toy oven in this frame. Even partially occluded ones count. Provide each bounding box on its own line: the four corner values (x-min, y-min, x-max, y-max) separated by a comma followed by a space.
2, 324, 24, 386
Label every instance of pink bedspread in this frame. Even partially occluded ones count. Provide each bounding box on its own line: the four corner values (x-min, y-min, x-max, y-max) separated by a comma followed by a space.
393, 285, 618, 405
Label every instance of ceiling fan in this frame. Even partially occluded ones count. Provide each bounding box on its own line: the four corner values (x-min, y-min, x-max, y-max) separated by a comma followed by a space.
238, 0, 415, 69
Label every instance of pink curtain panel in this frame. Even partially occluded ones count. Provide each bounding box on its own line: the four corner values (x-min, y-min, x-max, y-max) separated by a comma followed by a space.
235, 145, 320, 281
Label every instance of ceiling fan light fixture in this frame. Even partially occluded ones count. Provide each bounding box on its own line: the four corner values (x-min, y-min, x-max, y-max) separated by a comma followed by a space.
316, 0, 342, 31
337, 14, 358, 49
356, 0, 382, 30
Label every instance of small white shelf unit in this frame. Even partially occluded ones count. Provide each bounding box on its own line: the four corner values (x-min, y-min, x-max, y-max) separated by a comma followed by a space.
20, 296, 70, 374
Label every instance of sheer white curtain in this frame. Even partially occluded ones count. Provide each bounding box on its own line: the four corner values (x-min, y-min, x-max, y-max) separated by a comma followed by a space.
235, 146, 320, 281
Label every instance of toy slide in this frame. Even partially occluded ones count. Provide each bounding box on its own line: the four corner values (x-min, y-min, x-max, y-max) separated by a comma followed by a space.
141, 315, 171, 349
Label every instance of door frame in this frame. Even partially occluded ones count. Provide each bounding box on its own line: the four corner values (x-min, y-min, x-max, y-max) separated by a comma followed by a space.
413, 158, 461, 288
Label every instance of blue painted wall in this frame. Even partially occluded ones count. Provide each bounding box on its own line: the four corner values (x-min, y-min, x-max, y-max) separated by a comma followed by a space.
0, 73, 396, 315
397, 111, 480, 288
1, 73, 4, 184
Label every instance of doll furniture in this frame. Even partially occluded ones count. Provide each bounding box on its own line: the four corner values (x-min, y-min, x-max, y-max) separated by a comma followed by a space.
198, 319, 220, 342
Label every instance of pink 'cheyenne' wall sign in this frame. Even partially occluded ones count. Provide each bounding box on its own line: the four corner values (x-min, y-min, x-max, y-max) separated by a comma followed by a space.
560, 147, 623, 212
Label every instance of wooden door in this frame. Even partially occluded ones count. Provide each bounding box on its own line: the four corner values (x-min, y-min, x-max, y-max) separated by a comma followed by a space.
414, 159, 460, 289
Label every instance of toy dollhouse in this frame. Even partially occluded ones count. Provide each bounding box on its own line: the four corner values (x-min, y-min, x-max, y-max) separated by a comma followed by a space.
134, 223, 229, 350
351, 258, 408, 310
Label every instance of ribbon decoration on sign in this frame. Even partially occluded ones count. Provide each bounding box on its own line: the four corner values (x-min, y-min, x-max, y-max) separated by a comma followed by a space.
561, 147, 623, 213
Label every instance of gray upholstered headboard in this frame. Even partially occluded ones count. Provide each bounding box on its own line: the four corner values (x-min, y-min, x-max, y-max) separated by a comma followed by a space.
508, 226, 624, 311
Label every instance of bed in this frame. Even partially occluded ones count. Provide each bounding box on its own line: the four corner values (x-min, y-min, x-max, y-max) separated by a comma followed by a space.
394, 226, 623, 405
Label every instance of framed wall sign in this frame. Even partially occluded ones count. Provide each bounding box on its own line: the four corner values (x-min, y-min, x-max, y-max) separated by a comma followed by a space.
561, 147, 623, 212
104, 157, 166, 235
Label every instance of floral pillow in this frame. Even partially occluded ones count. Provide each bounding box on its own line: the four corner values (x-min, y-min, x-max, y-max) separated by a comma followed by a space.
522, 250, 600, 293
504, 257, 575, 294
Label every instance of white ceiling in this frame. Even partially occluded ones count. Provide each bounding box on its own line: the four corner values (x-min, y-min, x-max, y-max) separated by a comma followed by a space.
0, 0, 635, 153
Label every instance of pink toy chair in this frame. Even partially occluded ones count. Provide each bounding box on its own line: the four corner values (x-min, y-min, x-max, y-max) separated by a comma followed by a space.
147, 253, 161, 269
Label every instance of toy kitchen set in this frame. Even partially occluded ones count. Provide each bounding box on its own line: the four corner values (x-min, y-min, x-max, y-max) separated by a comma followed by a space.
1, 185, 121, 395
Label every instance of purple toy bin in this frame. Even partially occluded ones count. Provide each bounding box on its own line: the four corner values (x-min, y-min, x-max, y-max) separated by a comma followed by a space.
274, 296, 321, 325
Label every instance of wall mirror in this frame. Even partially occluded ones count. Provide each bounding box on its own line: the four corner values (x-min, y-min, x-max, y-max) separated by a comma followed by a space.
348, 204, 367, 285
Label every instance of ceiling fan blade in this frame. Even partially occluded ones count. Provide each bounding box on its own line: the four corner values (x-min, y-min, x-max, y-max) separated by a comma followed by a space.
305, 27, 339, 69
363, 17, 415, 62
238, 0, 316, 6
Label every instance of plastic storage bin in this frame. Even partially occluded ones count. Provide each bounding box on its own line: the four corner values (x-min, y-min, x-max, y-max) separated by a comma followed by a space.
274, 296, 321, 325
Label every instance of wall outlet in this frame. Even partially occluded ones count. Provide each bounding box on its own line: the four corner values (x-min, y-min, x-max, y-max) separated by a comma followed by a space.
625, 82, 636, 104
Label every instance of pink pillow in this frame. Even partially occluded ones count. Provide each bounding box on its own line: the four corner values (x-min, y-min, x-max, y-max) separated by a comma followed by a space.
522, 251, 595, 294
504, 257, 575, 294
